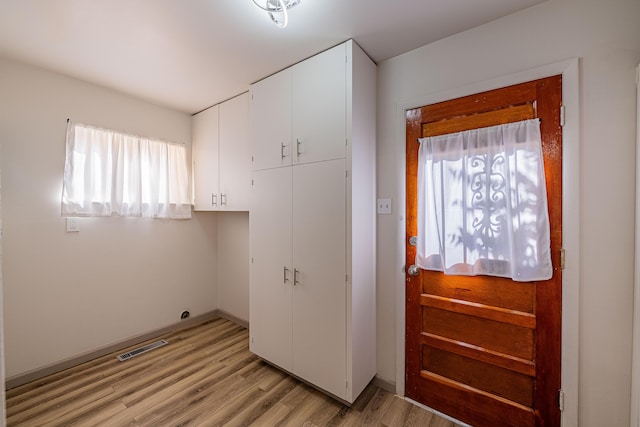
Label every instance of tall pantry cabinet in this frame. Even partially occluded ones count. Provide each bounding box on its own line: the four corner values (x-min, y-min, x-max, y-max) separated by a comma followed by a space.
249, 40, 377, 404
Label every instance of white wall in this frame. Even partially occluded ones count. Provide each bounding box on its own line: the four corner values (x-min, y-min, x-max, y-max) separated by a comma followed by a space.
216, 212, 249, 322
376, 0, 640, 425
0, 146, 6, 424
633, 63, 640, 427
0, 59, 219, 378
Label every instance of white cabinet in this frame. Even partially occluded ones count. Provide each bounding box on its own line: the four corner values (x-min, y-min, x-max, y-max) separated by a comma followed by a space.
291, 159, 347, 397
192, 104, 219, 210
251, 160, 347, 394
249, 68, 292, 171
249, 40, 377, 404
291, 43, 346, 165
250, 43, 347, 171
192, 93, 250, 211
219, 93, 251, 210
249, 166, 293, 370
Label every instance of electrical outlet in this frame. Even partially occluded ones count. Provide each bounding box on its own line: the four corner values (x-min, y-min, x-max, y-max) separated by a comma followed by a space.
66, 217, 80, 232
377, 198, 392, 215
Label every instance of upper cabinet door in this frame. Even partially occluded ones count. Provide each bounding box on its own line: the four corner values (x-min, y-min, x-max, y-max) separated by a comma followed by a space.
292, 43, 347, 165
250, 68, 292, 171
192, 105, 220, 211
219, 93, 250, 211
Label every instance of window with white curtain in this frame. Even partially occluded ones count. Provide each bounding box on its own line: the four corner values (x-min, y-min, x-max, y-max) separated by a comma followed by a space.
62, 122, 192, 219
416, 119, 552, 282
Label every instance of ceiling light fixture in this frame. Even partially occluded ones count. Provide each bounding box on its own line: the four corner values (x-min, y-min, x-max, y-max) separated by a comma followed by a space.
252, 0, 301, 28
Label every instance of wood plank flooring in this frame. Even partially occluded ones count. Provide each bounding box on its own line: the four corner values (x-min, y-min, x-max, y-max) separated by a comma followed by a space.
6, 318, 463, 426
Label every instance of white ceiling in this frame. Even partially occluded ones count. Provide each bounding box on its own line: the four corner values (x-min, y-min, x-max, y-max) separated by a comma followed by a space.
0, 0, 545, 114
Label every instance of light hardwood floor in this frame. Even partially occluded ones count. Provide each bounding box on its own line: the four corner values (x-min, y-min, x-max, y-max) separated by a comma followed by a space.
6, 318, 463, 426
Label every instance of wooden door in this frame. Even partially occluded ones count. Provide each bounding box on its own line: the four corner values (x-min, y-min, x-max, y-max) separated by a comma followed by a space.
292, 43, 346, 165
249, 68, 292, 171
249, 166, 293, 371
405, 76, 562, 427
292, 159, 347, 399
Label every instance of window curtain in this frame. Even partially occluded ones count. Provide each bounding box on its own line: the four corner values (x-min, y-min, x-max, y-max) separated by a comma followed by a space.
62, 122, 192, 219
416, 118, 552, 282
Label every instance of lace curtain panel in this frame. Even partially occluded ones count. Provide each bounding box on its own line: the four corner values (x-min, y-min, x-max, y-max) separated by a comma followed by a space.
416, 118, 552, 282
62, 122, 192, 219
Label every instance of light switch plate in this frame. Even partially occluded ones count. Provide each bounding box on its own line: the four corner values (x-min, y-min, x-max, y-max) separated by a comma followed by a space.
377, 198, 392, 215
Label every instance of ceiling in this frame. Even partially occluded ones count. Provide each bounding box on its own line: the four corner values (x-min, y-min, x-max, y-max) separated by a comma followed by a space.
0, 0, 545, 114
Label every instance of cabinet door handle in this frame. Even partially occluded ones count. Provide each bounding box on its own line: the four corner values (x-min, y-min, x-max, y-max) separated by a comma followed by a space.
280, 142, 287, 159
283, 266, 289, 283
220, 193, 227, 206
293, 268, 300, 286
296, 139, 301, 158
212, 193, 217, 206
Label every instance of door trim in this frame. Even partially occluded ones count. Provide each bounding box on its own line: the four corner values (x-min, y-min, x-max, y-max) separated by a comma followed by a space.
394, 58, 580, 427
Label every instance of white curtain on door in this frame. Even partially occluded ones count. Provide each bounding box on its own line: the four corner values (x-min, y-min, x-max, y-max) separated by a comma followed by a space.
416, 118, 552, 282
62, 122, 192, 219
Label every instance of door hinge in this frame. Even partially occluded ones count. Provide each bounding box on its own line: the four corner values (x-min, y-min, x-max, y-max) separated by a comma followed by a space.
560, 105, 566, 127
251, 179, 254, 186
559, 389, 565, 412
560, 248, 566, 270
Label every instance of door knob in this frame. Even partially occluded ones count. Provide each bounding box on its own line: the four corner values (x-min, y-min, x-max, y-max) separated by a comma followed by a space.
407, 265, 420, 277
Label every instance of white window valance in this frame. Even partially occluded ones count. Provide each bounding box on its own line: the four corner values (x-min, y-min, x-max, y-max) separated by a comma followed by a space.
416, 119, 552, 282
62, 122, 192, 219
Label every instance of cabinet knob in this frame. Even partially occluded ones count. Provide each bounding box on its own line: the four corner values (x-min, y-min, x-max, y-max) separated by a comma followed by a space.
280, 142, 287, 160
211, 193, 217, 206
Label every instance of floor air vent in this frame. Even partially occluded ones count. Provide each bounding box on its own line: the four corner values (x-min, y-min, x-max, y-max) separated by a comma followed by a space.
117, 340, 168, 361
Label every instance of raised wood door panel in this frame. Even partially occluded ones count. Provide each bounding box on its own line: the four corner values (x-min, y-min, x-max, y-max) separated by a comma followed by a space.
250, 68, 292, 171
249, 166, 293, 371
219, 93, 250, 211
406, 76, 562, 427
191, 104, 220, 211
292, 43, 347, 165
292, 159, 347, 400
